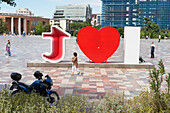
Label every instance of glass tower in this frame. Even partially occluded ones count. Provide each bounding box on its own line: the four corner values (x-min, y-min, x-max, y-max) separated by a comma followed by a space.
101, 0, 170, 30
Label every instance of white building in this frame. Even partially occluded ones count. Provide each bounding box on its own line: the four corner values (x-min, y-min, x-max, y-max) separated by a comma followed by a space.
50, 19, 70, 31
16, 8, 34, 16
53, 4, 92, 22
91, 13, 102, 26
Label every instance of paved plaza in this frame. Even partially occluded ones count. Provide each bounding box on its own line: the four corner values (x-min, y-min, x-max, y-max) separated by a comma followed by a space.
0, 36, 170, 99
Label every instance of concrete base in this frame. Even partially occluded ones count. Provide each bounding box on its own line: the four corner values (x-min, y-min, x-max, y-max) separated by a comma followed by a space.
27, 60, 154, 69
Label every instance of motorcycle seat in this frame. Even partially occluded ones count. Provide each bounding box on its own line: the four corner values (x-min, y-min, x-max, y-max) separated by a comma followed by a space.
18, 82, 33, 90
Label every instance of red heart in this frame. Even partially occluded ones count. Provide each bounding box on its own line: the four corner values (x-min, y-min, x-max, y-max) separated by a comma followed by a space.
77, 26, 120, 63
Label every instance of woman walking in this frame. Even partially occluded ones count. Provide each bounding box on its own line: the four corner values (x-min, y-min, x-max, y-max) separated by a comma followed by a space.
6, 40, 11, 57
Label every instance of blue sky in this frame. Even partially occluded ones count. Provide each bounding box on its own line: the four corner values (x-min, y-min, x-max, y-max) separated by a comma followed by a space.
0, 0, 101, 18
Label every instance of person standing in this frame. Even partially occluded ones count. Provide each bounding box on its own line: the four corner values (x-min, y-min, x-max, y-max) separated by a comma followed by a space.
23, 31, 25, 37
72, 52, 81, 75
6, 40, 11, 57
146, 35, 148, 39
150, 42, 155, 58
158, 35, 161, 42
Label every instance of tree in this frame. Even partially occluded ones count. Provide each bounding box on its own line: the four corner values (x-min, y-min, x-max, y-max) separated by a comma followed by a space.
36, 22, 43, 35
141, 17, 161, 39
43, 24, 51, 32
0, 18, 8, 34
0, 0, 16, 6
94, 25, 101, 30
86, 18, 91, 25
142, 17, 152, 36
142, 17, 151, 26
117, 26, 124, 38
140, 30, 145, 38
70, 21, 92, 36
70, 22, 82, 31
160, 31, 165, 39
151, 22, 160, 38
166, 31, 170, 38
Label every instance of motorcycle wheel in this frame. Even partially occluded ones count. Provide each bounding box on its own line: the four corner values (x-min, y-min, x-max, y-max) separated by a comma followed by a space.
48, 92, 60, 104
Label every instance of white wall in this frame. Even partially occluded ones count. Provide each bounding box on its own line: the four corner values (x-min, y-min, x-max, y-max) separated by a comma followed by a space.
60, 20, 67, 31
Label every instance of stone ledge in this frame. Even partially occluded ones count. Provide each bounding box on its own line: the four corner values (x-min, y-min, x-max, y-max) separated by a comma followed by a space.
27, 60, 154, 69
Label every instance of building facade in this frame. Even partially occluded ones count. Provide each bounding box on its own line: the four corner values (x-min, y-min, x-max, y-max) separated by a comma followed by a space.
50, 19, 70, 31
91, 14, 102, 26
139, 0, 170, 30
0, 13, 49, 35
97, 14, 102, 25
16, 8, 34, 16
101, 0, 170, 30
53, 4, 92, 22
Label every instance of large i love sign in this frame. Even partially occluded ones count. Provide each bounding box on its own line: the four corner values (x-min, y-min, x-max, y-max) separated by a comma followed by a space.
42, 26, 120, 63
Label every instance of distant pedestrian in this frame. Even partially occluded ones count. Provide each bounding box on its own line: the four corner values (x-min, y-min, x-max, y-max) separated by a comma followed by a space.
150, 42, 155, 58
23, 31, 25, 37
158, 35, 161, 42
5, 40, 11, 57
72, 52, 81, 75
149, 36, 151, 40
146, 36, 148, 39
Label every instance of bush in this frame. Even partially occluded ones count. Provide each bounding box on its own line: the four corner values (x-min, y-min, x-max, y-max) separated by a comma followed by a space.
52, 94, 91, 113
125, 90, 170, 113
0, 86, 91, 113
0, 85, 49, 113
94, 92, 125, 113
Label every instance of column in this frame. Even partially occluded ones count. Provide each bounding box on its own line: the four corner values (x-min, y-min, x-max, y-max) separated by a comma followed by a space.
124, 26, 141, 64
24, 18, 27, 35
18, 18, 21, 35
11, 17, 14, 35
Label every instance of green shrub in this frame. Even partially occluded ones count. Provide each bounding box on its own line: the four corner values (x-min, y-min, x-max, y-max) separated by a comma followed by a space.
53, 94, 90, 113
125, 90, 170, 113
94, 92, 125, 113
0, 86, 91, 113
0, 85, 49, 113
125, 90, 156, 113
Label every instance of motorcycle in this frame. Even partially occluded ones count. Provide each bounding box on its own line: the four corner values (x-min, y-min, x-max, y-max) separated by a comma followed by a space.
10, 71, 60, 104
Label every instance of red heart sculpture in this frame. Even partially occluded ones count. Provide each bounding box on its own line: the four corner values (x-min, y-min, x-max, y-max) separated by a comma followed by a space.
77, 26, 120, 63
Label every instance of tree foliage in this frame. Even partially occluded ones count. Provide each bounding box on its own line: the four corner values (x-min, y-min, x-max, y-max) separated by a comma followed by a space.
43, 24, 51, 32
0, 0, 16, 6
70, 20, 92, 36
141, 17, 160, 38
0, 18, 8, 34
35, 22, 51, 35
94, 25, 101, 30
166, 31, 170, 37
117, 26, 124, 38
35, 22, 43, 35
